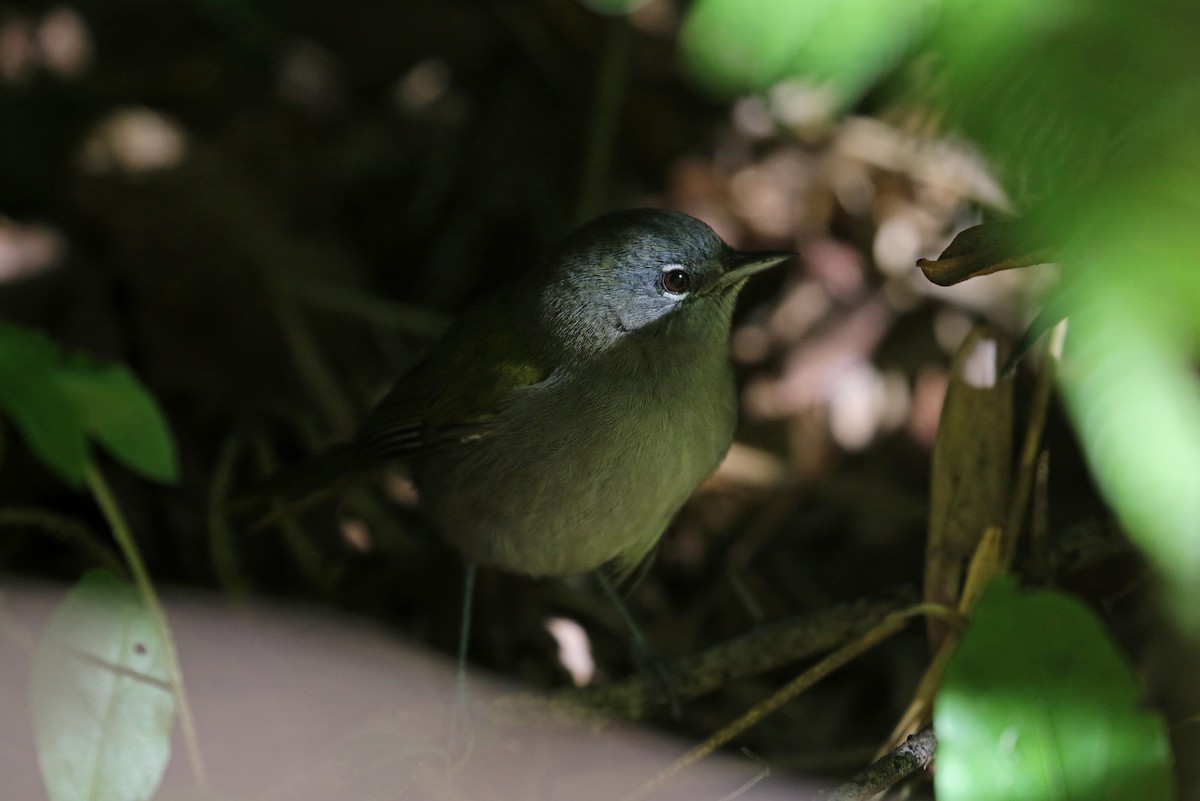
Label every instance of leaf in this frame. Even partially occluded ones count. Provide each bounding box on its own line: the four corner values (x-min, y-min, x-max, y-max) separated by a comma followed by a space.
934, 577, 1174, 801
678, 0, 1200, 626
916, 220, 1052, 287
58, 353, 180, 484
0, 320, 90, 485
680, 0, 933, 102
1048, 98, 1200, 625
30, 570, 176, 801
925, 325, 1012, 651
0, 319, 179, 486
927, 1, 1200, 623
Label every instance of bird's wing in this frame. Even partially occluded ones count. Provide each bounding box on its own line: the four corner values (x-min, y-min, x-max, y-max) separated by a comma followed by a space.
355, 291, 551, 462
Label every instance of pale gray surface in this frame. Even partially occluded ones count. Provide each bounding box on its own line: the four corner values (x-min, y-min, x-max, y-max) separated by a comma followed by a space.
1, 581, 823, 800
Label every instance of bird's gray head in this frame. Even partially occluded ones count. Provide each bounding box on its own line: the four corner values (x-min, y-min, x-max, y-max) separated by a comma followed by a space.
536, 209, 791, 359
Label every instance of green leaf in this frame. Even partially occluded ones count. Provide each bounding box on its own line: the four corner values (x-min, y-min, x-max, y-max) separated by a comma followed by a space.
30, 570, 176, 801
934, 577, 1174, 801
58, 353, 180, 484
0, 320, 89, 485
1046, 91, 1200, 625
677, 0, 1200, 626
924, 0, 1200, 622
680, 0, 933, 102
0, 319, 179, 486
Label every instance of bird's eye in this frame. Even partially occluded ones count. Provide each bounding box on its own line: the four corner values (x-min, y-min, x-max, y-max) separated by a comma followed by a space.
661, 268, 693, 296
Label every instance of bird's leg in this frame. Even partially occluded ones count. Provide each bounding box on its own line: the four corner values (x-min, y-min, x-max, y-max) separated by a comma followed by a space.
448, 562, 477, 758
457, 562, 477, 684
595, 571, 682, 718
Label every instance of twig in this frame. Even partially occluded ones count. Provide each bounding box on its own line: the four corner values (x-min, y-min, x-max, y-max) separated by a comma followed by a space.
615, 604, 939, 801
250, 435, 342, 592
1001, 320, 1067, 565
207, 434, 251, 598
87, 466, 208, 790
1028, 449, 1052, 582
879, 526, 1000, 756
553, 594, 917, 719
828, 728, 937, 801
714, 749, 770, 801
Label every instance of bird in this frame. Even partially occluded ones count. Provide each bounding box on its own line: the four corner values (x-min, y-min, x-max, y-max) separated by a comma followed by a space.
256, 208, 793, 581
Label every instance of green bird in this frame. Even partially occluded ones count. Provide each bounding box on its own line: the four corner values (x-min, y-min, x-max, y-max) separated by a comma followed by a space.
261, 208, 792, 580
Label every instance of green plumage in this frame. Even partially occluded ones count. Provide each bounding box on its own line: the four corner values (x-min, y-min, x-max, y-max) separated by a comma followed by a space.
258, 209, 792, 579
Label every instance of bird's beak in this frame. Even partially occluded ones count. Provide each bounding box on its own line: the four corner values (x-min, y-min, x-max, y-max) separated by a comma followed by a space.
711, 250, 795, 294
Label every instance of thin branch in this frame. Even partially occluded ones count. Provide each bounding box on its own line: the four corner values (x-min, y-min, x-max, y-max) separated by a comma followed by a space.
1002, 320, 1067, 565
828, 727, 937, 801
553, 593, 919, 719
714, 749, 770, 801
615, 605, 934, 801
250, 435, 342, 592
207, 434, 251, 599
87, 466, 208, 790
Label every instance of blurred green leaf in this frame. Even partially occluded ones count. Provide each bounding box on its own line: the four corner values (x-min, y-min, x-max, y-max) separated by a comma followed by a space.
680, 0, 933, 101
0, 320, 89, 486
30, 570, 176, 801
925, 0, 1200, 619
0, 319, 179, 486
1052, 124, 1200, 622
58, 353, 181, 484
931, 3, 1200, 207
935, 577, 1174, 801
686, 0, 1200, 621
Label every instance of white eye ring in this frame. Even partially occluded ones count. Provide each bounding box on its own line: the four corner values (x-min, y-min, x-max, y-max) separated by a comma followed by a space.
660, 265, 693, 299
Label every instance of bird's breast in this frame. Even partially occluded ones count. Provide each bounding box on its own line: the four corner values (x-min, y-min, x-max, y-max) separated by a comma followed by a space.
415, 355, 738, 577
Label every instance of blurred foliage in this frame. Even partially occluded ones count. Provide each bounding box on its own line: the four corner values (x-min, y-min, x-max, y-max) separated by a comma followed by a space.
0, 320, 178, 486
935, 577, 1173, 801
681, 0, 933, 103
682, 1, 1199, 796
928, 5, 1200, 622
681, 0, 1200, 620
